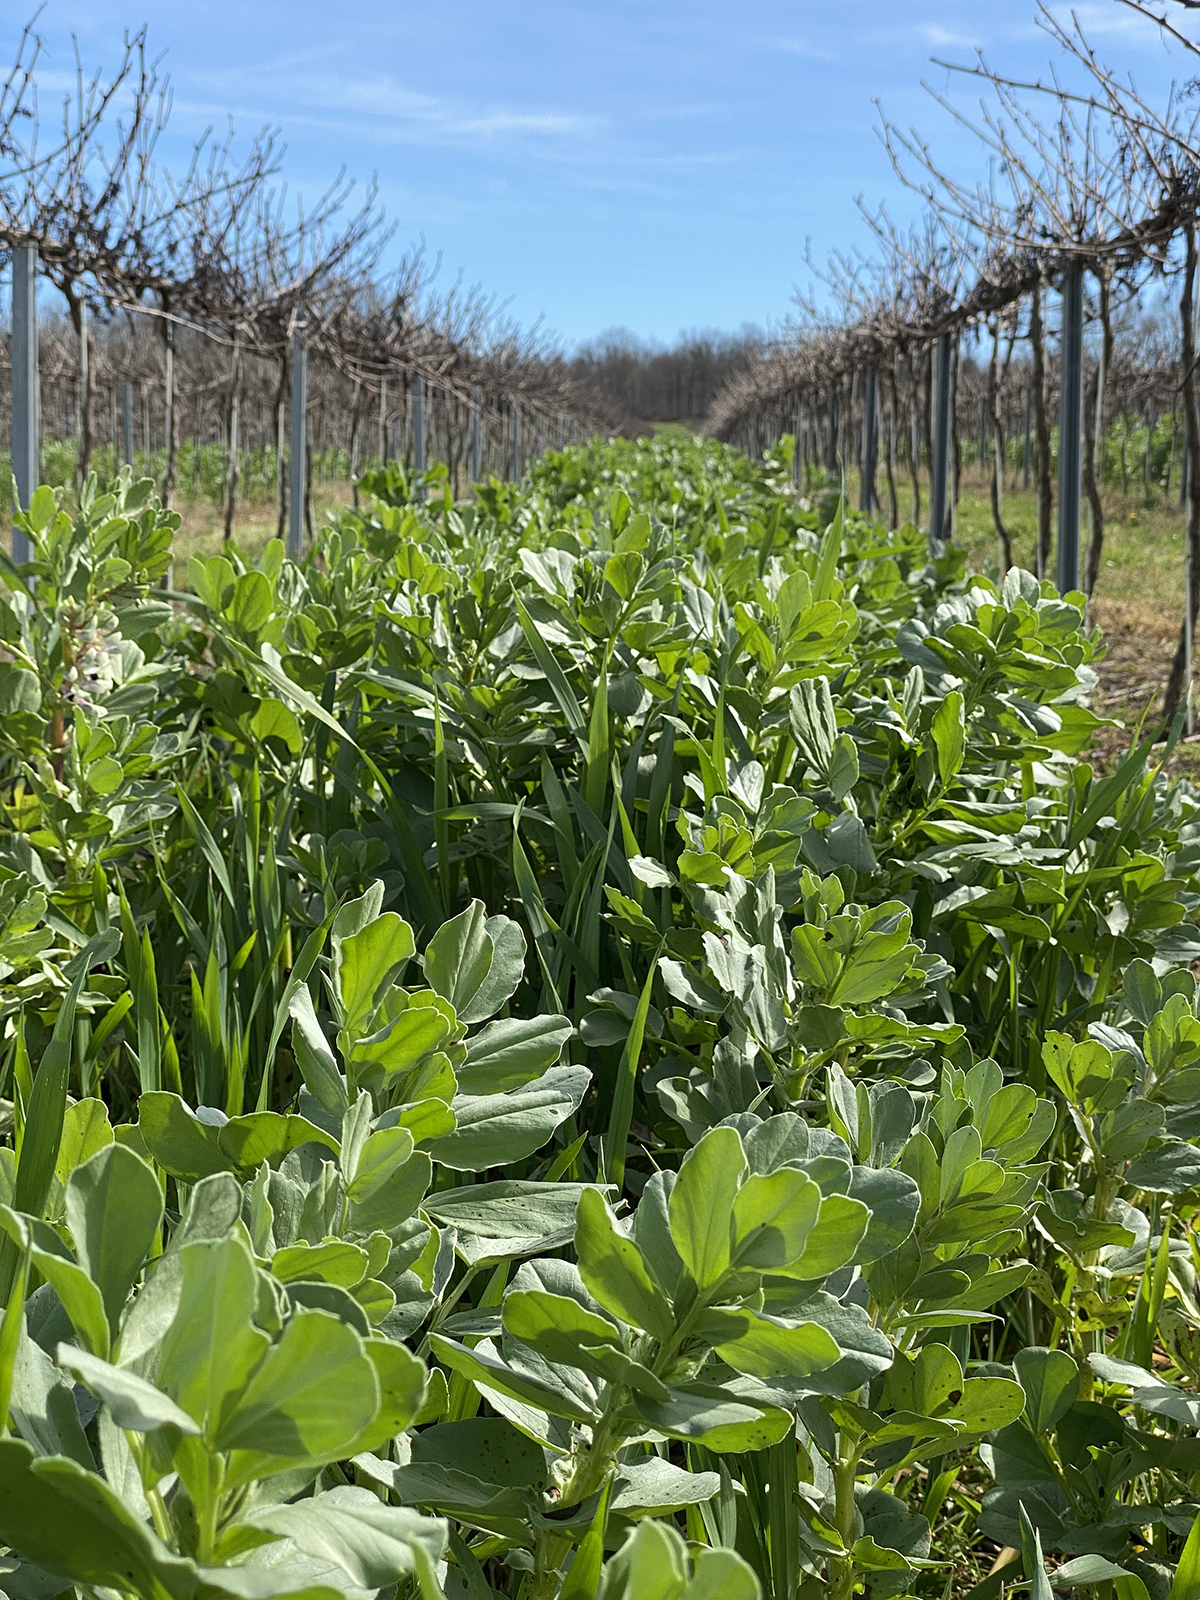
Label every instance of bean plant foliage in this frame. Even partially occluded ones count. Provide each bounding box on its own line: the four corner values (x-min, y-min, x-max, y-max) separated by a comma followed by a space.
0, 435, 1199, 1599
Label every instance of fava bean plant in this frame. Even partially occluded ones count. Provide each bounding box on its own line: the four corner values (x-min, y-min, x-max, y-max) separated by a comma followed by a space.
0, 435, 1199, 1599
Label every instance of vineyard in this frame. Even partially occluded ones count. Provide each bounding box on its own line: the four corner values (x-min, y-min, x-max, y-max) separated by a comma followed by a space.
11, 2, 1200, 1599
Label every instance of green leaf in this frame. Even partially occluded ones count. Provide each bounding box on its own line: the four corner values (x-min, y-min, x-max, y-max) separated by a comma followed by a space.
346, 1136, 431, 1235
502, 1288, 625, 1369
65, 1144, 163, 1335
270, 1242, 369, 1288
155, 1237, 270, 1432
54, 1098, 113, 1186
218, 1310, 381, 1485
730, 1168, 821, 1270
944, 1377, 1026, 1434
429, 1066, 589, 1171
604, 952, 661, 1192
575, 1188, 675, 1342
249, 697, 302, 754
668, 1126, 747, 1290
423, 1182, 590, 1266
931, 690, 965, 786
57, 1345, 200, 1435
636, 1382, 792, 1451
218, 1111, 341, 1172
335, 913, 417, 1036
423, 902, 499, 1021
712, 1310, 841, 1380
598, 1518, 688, 1600
0, 1208, 110, 1359
457, 1015, 572, 1094
429, 1333, 599, 1424
1169, 1513, 1200, 1600
10, 1321, 94, 1467
246, 1486, 446, 1588
1015, 1347, 1081, 1433
344, 1339, 429, 1455
289, 987, 347, 1115
137, 1092, 232, 1181
0, 1439, 201, 1597
13, 931, 116, 1227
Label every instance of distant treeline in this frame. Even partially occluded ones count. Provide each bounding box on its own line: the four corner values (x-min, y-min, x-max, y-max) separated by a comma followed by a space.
567, 327, 763, 430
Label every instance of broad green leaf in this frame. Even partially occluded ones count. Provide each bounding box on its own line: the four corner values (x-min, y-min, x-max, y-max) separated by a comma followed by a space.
335, 914, 417, 1036
245, 1486, 446, 1588
54, 1099, 113, 1186
0, 1208, 110, 1358
423, 1181, 590, 1266
219, 1310, 380, 1485
10, 1322, 95, 1467
945, 1376, 1026, 1433
353, 1004, 454, 1081
730, 1168, 821, 1270
575, 1188, 675, 1341
884, 1344, 962, 1416
218, 1111, 340, 1173
931, 690, 965, 786
713, 1311, 841, 1380
423, 902, 494, 1018
137, 1093, 232, 1181
0, 1439, 200, 1596
597, 1519, 688, 1600
344, 1339, 429, 1455
457, 1015, 572, 1094
429, 1065, 588, 1171
347, 1133, 430, 1235
289, 987, 347, 1115
776, 1194, 869, 1280
461, 916, 527, 1025
636, 1382, 792, 1451
848, 1167, 920, 1263
430, 1333, 599, 1424
57, 1345, 199, 1435
270, 1242, 370, 1288
65, 1145, 163, 1335
249, 697, 302, 754
1015, 1346, 1081, 1432
668, 1127, 747, 1290
502, 1288, 623, 1368
155, 1237, 270, 1433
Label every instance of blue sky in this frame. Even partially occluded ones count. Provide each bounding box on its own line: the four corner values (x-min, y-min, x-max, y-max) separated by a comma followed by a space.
9, 1, 1195, 347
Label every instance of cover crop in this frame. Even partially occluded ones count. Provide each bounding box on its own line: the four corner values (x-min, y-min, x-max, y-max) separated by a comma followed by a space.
0, 435, 1198, 1599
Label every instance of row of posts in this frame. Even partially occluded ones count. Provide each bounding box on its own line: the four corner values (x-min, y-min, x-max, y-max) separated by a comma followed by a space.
820, 261, 1089, 597
8, 243, 548, 563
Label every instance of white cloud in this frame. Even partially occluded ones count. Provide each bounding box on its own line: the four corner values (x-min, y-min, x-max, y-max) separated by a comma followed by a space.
921, 24, 983, 50
174, 57, 600, 149
760, 35, 839, 61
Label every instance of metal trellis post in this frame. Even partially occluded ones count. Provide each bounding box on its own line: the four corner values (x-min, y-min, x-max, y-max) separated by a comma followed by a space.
1057, 263, 1085, 595
929, 333, 953, 552
10, 243, 38, 561
861, 370, 878, 514
470, 386, 482, 484
122, 382, 133, 466
827, 388, 838, 473
512, 403, 522, 480
288, 323, 308, 559
412, 374, 425, 501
